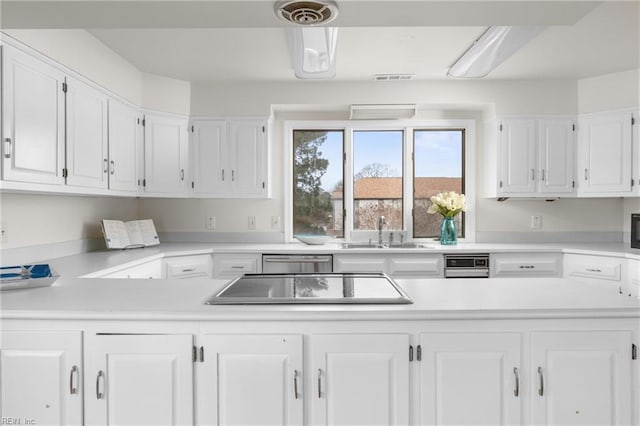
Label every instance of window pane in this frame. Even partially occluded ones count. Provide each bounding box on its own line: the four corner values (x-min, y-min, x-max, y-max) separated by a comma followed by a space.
293, 130, 344, 237
413, 130, 464, 238
353, 131, 403, 231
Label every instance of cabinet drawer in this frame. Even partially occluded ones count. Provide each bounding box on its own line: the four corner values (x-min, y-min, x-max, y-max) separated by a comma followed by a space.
627, 259, 640, 298
333, 256, 386, 273
388, 255, 442, 277
491, 253, 561, 277
213, 254, 260, 278
164, 255, 212, 279
563, 253, 623, 282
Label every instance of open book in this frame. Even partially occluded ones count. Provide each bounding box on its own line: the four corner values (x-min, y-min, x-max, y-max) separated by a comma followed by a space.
101, 219, 160, 249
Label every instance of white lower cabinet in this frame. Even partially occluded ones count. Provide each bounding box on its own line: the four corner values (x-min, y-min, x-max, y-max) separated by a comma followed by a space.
0, 331, 83, 426
84, 334, 194, 426
163, 254, 212, 279
197, 334, 303, 426
310, 334, 410, 426
531, 331, 632, 426
212, 253, 261, 278
419, 333, 522, 426
334, 254, 443, 278
491, 253, 562, 277
563, 253, 625, 285
100, 259, 163, 279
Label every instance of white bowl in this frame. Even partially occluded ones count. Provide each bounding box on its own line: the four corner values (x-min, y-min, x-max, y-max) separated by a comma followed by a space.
294, 235, 334, 245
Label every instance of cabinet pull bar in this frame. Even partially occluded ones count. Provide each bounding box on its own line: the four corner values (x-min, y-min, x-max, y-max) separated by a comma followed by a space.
584, 168, 588, 181
110, 160, 115, 175
537, 366, 544, 396
199, 346, 204, 362
586, 268, 602, 273
69, 365, 78, 395
531, 169, 535, 181
222, 169, 225, 181
232, 170, 235, 181
181, 268, 195, 272
293, 370, 300, 399
180, 169, 185, 181
103, 158, 108, 173
317, 368, 322, 398
96, 370, 104, 399
4, 138, 12, 158
541, 169, 545, 181
513, 367, 519, 397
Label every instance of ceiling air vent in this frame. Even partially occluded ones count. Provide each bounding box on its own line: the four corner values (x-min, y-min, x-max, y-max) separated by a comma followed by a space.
275, 0, 339, 26
374, 74, 415, 81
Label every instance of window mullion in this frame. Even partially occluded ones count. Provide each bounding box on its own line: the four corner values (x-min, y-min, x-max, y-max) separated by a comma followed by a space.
343, 127, 354, 240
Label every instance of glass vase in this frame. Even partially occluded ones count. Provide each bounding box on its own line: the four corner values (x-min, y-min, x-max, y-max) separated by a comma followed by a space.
440, 216, 457, 245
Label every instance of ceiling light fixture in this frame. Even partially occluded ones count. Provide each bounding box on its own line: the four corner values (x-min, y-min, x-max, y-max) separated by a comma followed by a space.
350, 104, 417, 120
448, 26, 543, 78
287, 27, 338, 79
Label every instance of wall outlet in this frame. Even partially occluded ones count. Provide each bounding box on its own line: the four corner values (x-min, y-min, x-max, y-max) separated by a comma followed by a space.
206, 216, 216, 230
271, 216, 280, 230
530, 215, 542, 230
248, 216, 256, 230
1, 222, 7, 243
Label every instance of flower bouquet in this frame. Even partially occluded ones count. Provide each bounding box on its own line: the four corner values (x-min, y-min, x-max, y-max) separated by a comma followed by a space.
427, 191, 466, 245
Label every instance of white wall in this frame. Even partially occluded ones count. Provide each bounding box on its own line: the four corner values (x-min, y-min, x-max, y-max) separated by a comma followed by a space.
0, 194, 138, 249
578, 69, 640, 113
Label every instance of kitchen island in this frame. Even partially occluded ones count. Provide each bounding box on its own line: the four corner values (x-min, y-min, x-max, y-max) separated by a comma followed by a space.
1, 243, 639, 426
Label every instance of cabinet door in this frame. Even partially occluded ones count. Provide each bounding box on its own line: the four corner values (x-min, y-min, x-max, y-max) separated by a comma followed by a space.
419, 333, 522, 426
1, 45, 66, 185
0, 331, 82, 426
190, 120, 228, 195
212, 253, 260, 278
197, 334, 303, 426
531, 331, 632, 426
85, 334, 193, 426
65, 76, 109, 189
499, 119, 537, 194
310, 334, 410, 426
333, 255, 387, 273
632, 111, 640, 196
228, 120, 267, 196
579, 112, 632, 194
108, 99, 143, 192
144, 114, 188, 194
538, 119, 575, 194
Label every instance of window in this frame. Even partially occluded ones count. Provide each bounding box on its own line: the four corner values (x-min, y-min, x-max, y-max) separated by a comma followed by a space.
287, 121, 473, 241
413, 130, 465, 238
353, 131, 404, 231
292, 130, 344, 237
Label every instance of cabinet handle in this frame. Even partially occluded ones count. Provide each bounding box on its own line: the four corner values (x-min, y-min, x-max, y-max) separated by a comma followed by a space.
199, 346, 204, 362
586, 268, 602, 273
293, 370, 300, 399
584, 168, 589, 181
541, 169, 545, 181
3, 137, 12, 159
69, 365, 78, 395
96, 370, 105, 400
180, 169, 185, 181
182, 268, 195, 272
531, 169, 535, 181
317, 368, 322, 398
513, 367, 519, 397
222, 169, 225, 181
230, 266, 244, 269
232, 170, 235, 181
537, 366, 544, 396
518, 265, 535, 269
103, 158, 108, 173
110, 160, 115, 175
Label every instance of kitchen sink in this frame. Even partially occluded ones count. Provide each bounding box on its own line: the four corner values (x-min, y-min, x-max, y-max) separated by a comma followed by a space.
341, 242, 431, 249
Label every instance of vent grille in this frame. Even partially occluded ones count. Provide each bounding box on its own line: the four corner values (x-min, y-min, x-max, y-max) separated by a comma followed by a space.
374, 74, 415, 81
275, 0, 338, 25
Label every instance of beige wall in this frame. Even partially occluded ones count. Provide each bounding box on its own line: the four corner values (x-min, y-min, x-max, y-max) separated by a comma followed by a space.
0, 194, 138, 249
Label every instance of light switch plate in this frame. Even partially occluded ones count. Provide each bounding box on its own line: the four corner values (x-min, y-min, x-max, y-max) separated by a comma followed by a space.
530, 215, 542, 229
248, 216, 256, 230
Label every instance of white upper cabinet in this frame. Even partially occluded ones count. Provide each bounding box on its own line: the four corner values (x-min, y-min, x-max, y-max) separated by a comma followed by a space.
108, 99, 143, 192
632, 111, 640, 196
1, 45, 66, 185
228, 119, 268, 196
65, 76, 109, 189
190, 119, 269, 198
578, 110, 633, 195
190, 120, 227, 195
144, 113, 189, 194
497, 117, 575, 197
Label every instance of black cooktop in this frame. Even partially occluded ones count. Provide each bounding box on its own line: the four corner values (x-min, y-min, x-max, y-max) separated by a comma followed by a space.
205, 273, 412, 305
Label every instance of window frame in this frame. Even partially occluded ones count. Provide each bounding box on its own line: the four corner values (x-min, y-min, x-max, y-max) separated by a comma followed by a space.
284, 119, 476, 243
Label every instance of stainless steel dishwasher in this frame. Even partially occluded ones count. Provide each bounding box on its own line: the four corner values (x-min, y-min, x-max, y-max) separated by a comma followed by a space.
262, 254, 333, 273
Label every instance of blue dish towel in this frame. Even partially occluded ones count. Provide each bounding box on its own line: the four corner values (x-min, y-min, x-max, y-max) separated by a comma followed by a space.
0, 264, 53, 280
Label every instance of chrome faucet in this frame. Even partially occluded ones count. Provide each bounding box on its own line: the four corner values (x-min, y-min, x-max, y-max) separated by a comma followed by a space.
377, 216, 386, 245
